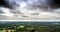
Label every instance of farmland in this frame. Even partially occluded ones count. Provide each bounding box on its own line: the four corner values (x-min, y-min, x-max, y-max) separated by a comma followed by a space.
0, 22, 60, 32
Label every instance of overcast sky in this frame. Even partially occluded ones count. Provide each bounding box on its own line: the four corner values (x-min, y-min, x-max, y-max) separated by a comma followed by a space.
0, 0, 60, 21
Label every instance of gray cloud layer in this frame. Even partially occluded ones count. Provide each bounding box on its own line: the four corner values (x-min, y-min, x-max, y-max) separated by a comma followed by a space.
0, 0, 60, 20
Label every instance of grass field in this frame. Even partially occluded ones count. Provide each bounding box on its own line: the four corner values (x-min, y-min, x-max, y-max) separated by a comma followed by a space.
0, 30, 5, 32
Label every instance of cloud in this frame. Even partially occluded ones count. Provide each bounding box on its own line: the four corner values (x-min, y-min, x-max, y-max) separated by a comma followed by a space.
0, 7, 60, 20
0, 0, 60, 20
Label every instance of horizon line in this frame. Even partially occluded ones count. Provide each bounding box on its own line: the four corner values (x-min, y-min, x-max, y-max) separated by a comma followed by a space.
0, 20, 60, 22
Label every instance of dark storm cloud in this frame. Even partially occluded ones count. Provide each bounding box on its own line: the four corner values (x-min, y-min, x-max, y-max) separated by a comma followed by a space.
0, 0, 60, 20
0, 0, 60, 9
0, 0, 13, 9
54, 0, 60, 9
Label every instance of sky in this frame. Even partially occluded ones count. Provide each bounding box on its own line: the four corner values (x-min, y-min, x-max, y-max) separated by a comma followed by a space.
0, 0, 60, 20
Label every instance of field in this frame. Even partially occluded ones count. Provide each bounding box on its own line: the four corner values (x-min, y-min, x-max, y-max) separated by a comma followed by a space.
0, 22, 60, 32
0, 30, 5, 32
